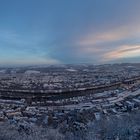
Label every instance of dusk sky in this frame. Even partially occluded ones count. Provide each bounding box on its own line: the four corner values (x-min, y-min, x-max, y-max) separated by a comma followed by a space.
0, 0, 140, 65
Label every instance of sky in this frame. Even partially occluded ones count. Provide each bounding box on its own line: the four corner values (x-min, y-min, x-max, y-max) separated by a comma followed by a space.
0, 0, 140, 66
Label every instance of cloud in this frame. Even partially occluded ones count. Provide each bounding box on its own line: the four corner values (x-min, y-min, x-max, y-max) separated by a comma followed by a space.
0, 29, 61, 65
103, 45, 140, 61
74, 21, 140, 63
77, 23, 140, 46
0, 55, 61, 66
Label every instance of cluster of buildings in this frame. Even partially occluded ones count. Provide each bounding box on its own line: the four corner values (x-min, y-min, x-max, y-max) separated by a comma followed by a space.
0, 63, 140, 133
0, 63, 139, 93
0, 79, 140, 133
